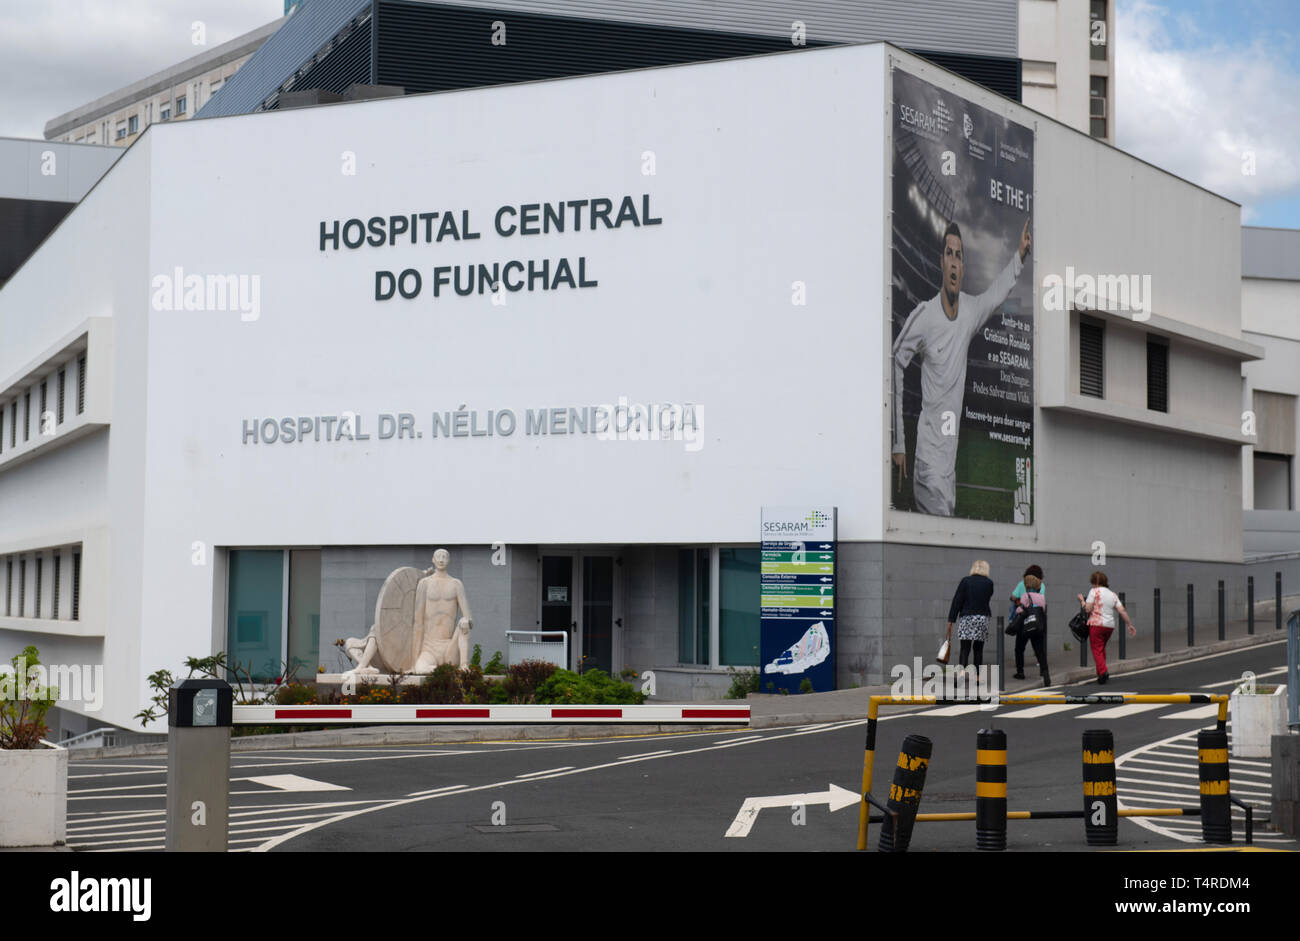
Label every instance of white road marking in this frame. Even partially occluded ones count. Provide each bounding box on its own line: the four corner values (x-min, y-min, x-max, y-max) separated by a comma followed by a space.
1077, 703, 1167, 719
724, 784, 859, 838
919, 704, 989, 716
240, 774, 350, 792
617, 750, 672, 760
515, 766, 574, 778
1159, 705, 1222, 720
1200, 666, 1287, 688
1001, 704, 1089, 718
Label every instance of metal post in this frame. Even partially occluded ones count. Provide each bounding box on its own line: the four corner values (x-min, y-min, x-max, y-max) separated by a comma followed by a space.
166, 679, 232, 852
1218, 580, 1225, 641
1288, 611, 1299, 732
1118, 591, 1126, 660
1197, 728, 1233, 844
1187, 583, 1195, 647
878, 734, 932, 853
975, 728, 1007, 851
1082, 729, 1118, 846
1277, 572, 1283, 631
996, 615, 1004, 691
1154, 588, 1161, 653
1248, 576, 1255, 635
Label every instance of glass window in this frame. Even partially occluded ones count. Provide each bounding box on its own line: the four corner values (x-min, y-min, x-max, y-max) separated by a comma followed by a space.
677, 549, 710, 664
176, 96, 187, 115
1090, 0, 1107, 59
227, 549, 284, 681
128, 115, 138, 134
160, 108, 170, 121
719, 548, 760, 666
287, 549, 321, 677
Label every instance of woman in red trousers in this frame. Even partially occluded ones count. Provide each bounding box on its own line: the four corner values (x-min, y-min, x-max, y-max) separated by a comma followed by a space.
1075, 571, 1136, 685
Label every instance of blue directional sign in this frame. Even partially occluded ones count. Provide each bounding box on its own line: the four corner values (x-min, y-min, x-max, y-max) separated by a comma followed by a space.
759, 506, 836, 694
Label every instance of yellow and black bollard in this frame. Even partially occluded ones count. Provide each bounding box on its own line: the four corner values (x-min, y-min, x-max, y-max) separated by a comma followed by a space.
878, 734, 932, 852
975, 729, 1007, 851
1197, 729, 1232, 843
1082, 729, 1118, 845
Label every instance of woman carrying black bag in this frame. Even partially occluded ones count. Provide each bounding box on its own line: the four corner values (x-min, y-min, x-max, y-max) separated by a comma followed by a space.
948, 560, 995, 669
1008, 572, 1049, 686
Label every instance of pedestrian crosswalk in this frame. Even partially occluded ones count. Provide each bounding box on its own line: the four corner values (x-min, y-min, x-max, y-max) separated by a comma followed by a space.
1115, 728, 1296, 847
907, 694, 1227, 722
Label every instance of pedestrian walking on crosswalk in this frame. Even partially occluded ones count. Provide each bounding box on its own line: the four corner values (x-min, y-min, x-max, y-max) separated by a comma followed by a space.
1077, 571, 1136, 685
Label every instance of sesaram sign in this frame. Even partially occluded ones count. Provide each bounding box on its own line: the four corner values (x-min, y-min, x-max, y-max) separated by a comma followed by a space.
759, 506, 836, 695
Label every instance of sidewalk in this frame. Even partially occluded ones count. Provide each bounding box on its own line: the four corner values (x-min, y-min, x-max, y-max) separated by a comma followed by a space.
67, 608, 1295, 758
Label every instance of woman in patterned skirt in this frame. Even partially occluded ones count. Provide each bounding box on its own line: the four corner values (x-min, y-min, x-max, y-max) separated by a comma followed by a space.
947, 560, 995, 668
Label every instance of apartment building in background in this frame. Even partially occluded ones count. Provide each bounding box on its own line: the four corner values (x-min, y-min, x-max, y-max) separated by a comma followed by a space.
1021, 0, 1115, 142
43, 15, 287, 147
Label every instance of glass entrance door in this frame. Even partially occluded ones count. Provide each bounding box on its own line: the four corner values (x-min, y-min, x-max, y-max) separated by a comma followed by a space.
581, 555, 614, 674
539, 551, 621, 674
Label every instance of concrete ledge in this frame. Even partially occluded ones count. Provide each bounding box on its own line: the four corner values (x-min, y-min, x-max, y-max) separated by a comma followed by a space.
1056, 629, 1287, 685
68, 722, 744, 759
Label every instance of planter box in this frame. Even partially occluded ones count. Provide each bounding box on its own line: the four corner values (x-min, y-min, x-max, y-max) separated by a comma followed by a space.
0, 744, 68, 846
1230, 685, 1289, 759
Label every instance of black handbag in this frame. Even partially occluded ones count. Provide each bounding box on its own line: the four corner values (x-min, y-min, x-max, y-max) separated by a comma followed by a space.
1005, 610, 1023, 635
1068, 609, 1090, 641
1019, 605, 1045, 637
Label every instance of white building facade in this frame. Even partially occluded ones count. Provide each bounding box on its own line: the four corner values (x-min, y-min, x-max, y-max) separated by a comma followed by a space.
0, 44, 1273, 733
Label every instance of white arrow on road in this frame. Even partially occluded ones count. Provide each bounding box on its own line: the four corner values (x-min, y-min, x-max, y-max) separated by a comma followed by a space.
724, 783, 859, 837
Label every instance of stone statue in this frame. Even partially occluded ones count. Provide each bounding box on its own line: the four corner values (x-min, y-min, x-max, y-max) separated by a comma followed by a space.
338, 549, 473, 680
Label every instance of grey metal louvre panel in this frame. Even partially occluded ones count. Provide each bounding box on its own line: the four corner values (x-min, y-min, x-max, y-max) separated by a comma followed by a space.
1080, 321, 1104, 398
1242, 226, 1300, 281
268, 16, 373, 107
401, 0, 1019, 58
198, 0, 373, 118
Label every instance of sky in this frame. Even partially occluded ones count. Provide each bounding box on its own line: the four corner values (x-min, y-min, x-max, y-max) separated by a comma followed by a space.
0, 0, 1298, 228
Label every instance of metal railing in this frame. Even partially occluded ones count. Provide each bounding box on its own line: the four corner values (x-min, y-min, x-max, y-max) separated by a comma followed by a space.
505, 629, 569, 670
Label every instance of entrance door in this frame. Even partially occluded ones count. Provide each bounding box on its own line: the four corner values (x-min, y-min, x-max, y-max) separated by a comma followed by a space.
539, 551, 621, 674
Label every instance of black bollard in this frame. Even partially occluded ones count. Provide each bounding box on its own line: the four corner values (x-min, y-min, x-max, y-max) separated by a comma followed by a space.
1082, 729, 1118, 846
1197, 729, 1232, 843
1154, 588, 1162, 653
878, 734, 932, 853
1187, 583, 1195, 647
1277, 572, 1283, 631
1118, 591, 1126, 660
1248, 576, 1254, 635
975, 729, 1008, 851
1218, 580, 1225, 641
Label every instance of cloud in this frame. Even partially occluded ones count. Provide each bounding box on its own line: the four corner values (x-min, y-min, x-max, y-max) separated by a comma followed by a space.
1116, 0, 1300, 222
0, 1, 279, 140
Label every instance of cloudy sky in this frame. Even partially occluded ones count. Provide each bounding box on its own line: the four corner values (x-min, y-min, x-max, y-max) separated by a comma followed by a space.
0, 0, 1297, 228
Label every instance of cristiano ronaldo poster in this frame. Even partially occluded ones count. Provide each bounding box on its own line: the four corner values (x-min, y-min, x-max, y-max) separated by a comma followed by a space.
889, 69, 1035, 525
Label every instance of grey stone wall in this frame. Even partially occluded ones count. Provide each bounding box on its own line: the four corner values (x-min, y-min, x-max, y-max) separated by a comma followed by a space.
319, 545, 516, 672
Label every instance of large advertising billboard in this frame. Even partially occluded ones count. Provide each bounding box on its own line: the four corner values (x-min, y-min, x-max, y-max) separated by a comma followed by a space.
889, 69, 1035, 525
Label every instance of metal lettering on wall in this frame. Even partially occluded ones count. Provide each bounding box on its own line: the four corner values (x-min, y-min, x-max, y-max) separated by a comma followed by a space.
238, 399, 705, 451
759, 506, 836, 695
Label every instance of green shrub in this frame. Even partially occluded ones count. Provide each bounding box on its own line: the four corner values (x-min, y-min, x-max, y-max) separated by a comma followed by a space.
459, 665, 490, 704
503, 659, 559, 703
0, 646, 57, 749
799, 678, 814, 694
534, 668, 645, 705
419, 664, 464, 704
725, 667, 760, 700
485, 650, 505, 674
487, 683, 509, 704
274, 683, 318, 705
471, 643, 483, 669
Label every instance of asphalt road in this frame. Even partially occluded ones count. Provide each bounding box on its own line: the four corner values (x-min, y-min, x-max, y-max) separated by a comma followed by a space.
65, 640, 1297, 852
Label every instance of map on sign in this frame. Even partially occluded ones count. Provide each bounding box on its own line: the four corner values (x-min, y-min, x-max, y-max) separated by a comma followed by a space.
759, 507, 836, 694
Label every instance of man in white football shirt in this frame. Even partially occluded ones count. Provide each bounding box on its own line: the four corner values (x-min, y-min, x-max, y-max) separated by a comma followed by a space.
892, 217, 1031, 516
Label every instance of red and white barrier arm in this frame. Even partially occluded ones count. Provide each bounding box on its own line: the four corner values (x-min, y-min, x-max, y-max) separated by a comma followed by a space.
232, 703, 751, 725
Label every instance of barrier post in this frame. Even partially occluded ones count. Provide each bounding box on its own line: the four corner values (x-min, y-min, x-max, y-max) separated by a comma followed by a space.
1288, 611, 1299, 731
1217, 581, 1225, 641
1248, 576, 1254, 635
1197, 728, 1232, 843
166, 679, 232, 852
1082, 729, 1118, 845
1154, 587, 1161, 653
1118, 591, 1126, 660
878, 734, 932, 853
1187, 583, 1195, 646
996, 616, 1004, 690
1277, 572, 1283, 631
975, 729, 1007, 851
